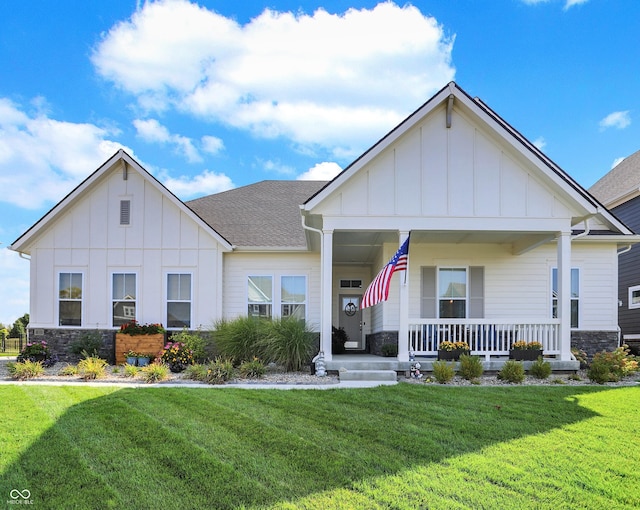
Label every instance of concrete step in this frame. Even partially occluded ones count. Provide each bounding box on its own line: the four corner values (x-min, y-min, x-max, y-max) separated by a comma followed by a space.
338, 368, 398, 382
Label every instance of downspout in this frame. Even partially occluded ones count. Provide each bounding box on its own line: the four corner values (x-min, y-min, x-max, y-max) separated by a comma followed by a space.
19, 252, 31, 260
301, 212, 325, 357
571, 216, 592, 240
616, 244, 632, 347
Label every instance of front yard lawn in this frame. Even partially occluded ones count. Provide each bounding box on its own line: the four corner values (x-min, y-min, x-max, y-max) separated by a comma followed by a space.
0, 384, 638, 509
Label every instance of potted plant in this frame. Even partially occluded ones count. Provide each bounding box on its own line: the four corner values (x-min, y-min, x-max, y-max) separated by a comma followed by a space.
437, 341, 470, 361
509, 341, 543, 361
115, 321, 166, 365
124, 350, 138, 365
331, 326, 348, 354
160, 341, 194, 373
381, 343, 398, 357
136, 353, 152, 367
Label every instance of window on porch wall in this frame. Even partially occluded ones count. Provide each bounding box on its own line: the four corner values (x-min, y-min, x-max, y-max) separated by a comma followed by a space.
551, 268, 579, 328
421, 266, 484, 318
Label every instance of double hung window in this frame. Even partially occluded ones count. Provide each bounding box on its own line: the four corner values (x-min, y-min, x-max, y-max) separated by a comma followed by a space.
247, 275, 307, 320
112, 273, 136, 326
551, 268, 579, 328
167, 274, 191, 328
59, 272, 82, 326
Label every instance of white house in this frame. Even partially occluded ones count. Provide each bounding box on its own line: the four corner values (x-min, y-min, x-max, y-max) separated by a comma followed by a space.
10, 82, 638, 367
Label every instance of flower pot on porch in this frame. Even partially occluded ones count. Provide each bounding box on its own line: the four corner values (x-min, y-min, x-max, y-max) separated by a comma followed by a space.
437, 349, 469, 361
509, 349, 543, 361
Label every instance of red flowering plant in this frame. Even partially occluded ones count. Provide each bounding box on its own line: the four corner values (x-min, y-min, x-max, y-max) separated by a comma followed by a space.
18, 340, 58, 367
160, 341, 194, 373
119, 320, 165, 336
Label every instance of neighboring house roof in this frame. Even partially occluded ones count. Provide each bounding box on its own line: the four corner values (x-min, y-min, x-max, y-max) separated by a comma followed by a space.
10, 149, 234, 254
186, 180, 327, 249
589, 149, 640, 208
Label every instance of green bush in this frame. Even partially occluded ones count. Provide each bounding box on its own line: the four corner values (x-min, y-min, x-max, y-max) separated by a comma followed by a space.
239, 357, 266, 378
77, 356, 108, 380
498, 360, 525, 384
214, 316, 267, 363
203, 357, 236, 385
587, 345, 639, 384
458, 354, 483, 380
258, 317, 316, 372
168, 328, 207, 362
183, 363, 208, 381
140, 362, 170, 383
381, 344, 398, 357
58, 364, 78, 376
70, 332, 102, 358
432, 360, 455, 384
528, 356, 552, 379
123, 363, 139, 378
8, 360, 44, 380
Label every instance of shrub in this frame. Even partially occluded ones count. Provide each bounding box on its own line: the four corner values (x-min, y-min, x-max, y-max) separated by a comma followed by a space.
432, 360, 455, 384
258, 317, 316, 372
498, 360, 525, 384
8, 360, 44, 380
119, 320, 165, 335
587, 345, 639, 384
183, 363, 208, 382
17, 340, 58, 367
58, 364, 78, 376
123, 363, 139, 378
214, 316, 267, 363
77, 356, 108, 380
203, 357, 235, 384
458, 354, 484, 380
140, 362, 170, 383
571, 347, 588, 368
332, 326, 348, 354
70, 332, 102, 358
381, 344, 398, 357
528, 356, 552, 379
160, 342, 194, 373
239, 357, 266, 378
168, 328, 207, 362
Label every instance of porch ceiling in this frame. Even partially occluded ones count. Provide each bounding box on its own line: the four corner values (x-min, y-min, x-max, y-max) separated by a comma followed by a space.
332, 230, 552, 264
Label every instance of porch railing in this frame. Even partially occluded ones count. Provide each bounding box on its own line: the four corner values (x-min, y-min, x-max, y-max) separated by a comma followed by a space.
408, 319, 560, 360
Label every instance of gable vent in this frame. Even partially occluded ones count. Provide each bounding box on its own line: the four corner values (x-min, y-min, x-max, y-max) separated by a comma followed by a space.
120, 200, 131, 225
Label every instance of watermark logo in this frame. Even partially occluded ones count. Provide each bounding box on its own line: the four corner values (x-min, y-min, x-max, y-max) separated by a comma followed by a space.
8, 489, 32, 505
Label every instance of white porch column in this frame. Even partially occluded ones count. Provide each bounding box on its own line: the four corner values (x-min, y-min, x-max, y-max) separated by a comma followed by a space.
557, 230, 572, 361
321, 229, 334, 360
398, 231, 410, 362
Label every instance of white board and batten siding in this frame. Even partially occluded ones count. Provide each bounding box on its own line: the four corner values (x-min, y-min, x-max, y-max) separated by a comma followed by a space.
314, 104, 576, 229
27, 166, 224, 330
222, 252, 321, 330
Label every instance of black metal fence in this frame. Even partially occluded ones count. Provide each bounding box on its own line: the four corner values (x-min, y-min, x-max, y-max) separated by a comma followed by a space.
1, 335, 23, 353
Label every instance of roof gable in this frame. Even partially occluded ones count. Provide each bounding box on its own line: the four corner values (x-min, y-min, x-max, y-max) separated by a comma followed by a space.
589, 149, 640, 208
10, 149, 233, 253
303, 82, 631, 236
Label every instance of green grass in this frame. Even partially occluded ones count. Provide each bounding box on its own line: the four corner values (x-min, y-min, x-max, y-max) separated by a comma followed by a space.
0, 384, 638, 509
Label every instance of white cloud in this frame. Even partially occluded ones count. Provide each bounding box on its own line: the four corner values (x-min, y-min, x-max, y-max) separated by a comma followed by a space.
297, 161, 342, 181
520, 0, 589, 9
0, 97, 127, 209
92, 1, 456, 160
611, 156, 626, 169
532, 136, 546, 151
160, 169, 234, 199
599, 110, 631, 130
133, 118, 202, 163
261, 159, 296, 177
201, 135, 224, 155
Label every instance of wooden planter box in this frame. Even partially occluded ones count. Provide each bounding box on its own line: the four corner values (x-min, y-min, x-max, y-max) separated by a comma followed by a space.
115, 333, 165, 365
509, 349, 543, 361
437, 349, 469, 361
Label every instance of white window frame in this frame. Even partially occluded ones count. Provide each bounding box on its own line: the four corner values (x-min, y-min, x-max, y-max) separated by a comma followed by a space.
280, 275, 307, 321
551, 267, 580, 328
628, 285, 640, 309
437, 267, 468, 319
166, 273, 193, 329
58, 271, 83, 327
247, 275, 273, 319
111, 272, 137, 327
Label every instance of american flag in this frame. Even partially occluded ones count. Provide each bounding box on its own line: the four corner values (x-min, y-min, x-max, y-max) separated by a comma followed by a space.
361, 235, 410, 309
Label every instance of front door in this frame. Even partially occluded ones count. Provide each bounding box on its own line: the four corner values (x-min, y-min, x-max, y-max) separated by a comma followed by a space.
339, 294, 363, 349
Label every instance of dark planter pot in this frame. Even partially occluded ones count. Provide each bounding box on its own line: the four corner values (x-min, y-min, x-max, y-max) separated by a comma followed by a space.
126, 356, 137, 365
137, 357, 150, 367
437, 349, 469, 361
509, 349, 543, 361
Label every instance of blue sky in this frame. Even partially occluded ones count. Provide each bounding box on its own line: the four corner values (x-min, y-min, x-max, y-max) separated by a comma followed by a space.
1, 0, 639, 326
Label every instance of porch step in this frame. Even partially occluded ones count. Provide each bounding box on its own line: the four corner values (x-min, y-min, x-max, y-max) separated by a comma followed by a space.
338, 368, 398, 382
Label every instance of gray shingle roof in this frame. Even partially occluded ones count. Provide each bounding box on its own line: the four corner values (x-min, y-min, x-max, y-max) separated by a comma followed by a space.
589, 149, 640, 207
186, 180, 328, 248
